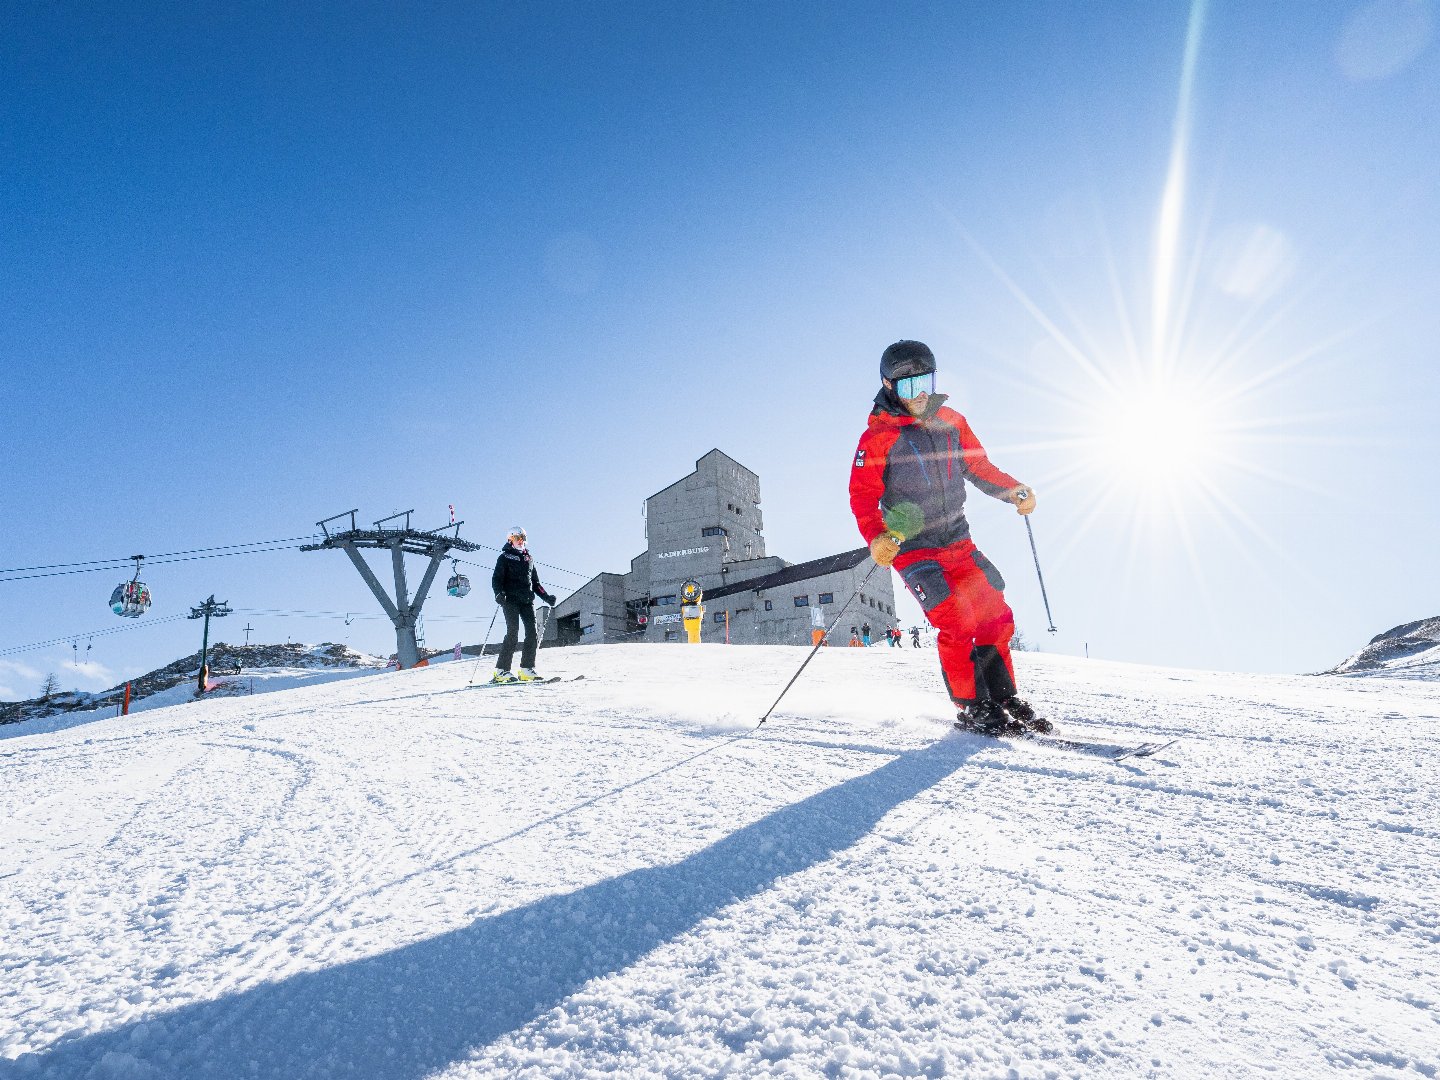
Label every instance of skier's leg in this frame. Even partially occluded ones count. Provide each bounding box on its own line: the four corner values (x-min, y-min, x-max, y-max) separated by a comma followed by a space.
497, 600, 520, 671
931, 590, 983, 704
896, 552, 979, 703
519, 604, 538, 669
956, 549, 1018, 700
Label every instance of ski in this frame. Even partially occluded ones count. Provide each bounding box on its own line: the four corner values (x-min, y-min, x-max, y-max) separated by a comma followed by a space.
1110, 738, 1179, 761
954, 721, 1178, 762
467, 675, 587, 691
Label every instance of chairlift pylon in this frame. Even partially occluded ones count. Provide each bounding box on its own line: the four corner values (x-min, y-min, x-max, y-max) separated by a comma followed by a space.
109, 555, 152, 618
446, 559, 471, 598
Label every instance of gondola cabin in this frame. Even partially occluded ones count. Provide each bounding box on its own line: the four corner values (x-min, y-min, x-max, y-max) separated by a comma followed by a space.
110, 580, 152, 618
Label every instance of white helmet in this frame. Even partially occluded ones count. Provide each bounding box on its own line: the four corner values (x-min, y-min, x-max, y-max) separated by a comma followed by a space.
508, 525, 527, 541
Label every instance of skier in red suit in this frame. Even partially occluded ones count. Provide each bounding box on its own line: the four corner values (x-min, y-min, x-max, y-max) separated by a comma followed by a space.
848, 340, 1050, 734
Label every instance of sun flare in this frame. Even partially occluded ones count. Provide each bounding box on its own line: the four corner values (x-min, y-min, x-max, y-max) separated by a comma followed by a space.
1091, 377, 1223, 484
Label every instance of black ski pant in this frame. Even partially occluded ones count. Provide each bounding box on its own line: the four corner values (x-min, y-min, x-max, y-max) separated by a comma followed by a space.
497, 597, 537, 672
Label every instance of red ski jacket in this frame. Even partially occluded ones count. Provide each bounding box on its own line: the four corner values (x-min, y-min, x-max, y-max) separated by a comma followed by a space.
849, 392, 1019, 556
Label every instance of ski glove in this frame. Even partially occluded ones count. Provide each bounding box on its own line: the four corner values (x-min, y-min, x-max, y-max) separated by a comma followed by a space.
494, 593, 505, 606
541, 592, 557, 606
869, 534, 902, 568
1007, 486, 1037, 516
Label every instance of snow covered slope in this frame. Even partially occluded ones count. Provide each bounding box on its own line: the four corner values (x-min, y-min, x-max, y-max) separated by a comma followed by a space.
1331, 616, 1440, 678
2, 645, 1436, 1078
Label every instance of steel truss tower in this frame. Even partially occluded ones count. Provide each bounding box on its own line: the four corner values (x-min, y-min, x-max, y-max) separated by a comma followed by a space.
301, 509, 482, 669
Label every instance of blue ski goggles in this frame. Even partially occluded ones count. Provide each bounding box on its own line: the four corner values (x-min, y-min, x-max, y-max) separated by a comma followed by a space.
893, 372, 935, 399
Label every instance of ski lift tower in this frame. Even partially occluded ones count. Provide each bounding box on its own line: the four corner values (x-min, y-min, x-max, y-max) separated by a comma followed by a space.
301, 509, 483, 669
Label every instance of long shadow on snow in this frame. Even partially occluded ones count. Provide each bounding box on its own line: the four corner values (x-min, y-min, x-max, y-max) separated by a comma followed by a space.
19, 736, 982, 1080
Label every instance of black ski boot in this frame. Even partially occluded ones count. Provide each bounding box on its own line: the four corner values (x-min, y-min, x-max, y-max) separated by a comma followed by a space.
996, 696, 1053, 734
955, 700, 1025, 736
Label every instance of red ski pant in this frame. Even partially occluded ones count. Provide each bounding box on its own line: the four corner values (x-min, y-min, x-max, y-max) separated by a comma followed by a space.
894, 541, 1017, 705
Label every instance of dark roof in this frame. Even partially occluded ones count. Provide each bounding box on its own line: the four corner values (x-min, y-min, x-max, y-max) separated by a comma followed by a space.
701, 548, 871, 602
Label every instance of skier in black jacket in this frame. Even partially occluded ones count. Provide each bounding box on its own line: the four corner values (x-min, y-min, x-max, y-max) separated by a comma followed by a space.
490, 526, 557, 683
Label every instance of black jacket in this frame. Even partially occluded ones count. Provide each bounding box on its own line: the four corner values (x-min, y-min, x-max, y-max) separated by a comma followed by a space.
492, 543, 555, 606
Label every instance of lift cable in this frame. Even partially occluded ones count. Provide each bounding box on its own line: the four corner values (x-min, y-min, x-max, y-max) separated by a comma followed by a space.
0, 614, 192, 659
0, 540, 310, 585
0, 535, 316, 577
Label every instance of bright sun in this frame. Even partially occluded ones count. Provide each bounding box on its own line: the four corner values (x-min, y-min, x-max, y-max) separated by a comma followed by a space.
1092, 377, 1222, 484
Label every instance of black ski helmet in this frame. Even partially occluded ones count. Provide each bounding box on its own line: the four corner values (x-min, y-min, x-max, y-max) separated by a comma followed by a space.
880, 340, 936, 382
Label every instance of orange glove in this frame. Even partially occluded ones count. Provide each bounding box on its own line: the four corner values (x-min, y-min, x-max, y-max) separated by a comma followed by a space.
1008, 486, 1036, 515
869, 533, 902, 567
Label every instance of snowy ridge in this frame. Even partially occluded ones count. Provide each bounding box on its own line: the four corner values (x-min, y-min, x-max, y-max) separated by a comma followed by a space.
1330, 616, 1440, 677
0, 643, 390, 737
2, 645, 1437, 1078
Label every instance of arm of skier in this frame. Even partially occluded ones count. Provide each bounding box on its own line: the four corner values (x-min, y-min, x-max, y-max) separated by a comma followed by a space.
848, 427, 904, 563
531, 565, 556, 606
950, 413, 1033, 512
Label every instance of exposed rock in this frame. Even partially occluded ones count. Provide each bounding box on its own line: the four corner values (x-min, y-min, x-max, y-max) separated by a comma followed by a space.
1328, 616, 1440, 676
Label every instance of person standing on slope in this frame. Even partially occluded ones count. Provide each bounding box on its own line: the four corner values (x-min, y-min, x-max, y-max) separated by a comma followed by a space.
491, 526, 558, 684
848, 340, 1050, 734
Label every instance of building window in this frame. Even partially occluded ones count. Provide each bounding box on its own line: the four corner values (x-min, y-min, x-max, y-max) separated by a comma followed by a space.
713, 611, 727, 623
886, 604, 893, 615
652, 595, 677, 606
764, 600, 773, 611
581, 624, 596, 635
818, 592, 834, 605
793, 595, 808, 607
702, 526, 726, 537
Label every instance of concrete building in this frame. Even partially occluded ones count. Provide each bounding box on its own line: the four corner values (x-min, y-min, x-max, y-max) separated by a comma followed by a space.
551, 449, 898, 646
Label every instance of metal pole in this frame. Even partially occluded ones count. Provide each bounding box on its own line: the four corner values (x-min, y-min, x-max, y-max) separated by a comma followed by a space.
198, 604, 212, 694
757, 561, 883, 727
1023, 516, 1058, 634
467, 605, 502, 685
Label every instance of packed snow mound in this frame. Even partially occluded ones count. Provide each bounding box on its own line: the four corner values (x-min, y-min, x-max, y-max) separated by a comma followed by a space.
3, 644, 1438, 1078
0, 642, 389, 735
1329, 615, 1440, 676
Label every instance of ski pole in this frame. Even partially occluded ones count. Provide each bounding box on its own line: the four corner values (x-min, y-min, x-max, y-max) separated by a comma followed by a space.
467, 605, 501, 685
757, 557, 887, 727
1015, 492, 1057, 633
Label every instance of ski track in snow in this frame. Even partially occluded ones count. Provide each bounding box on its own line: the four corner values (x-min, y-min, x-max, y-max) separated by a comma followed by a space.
1, 646, 1437, 1079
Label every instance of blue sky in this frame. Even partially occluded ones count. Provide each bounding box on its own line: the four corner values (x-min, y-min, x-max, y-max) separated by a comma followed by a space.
3, 0, 1437, 698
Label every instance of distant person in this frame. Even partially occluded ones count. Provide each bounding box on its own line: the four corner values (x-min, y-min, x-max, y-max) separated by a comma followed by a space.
848, 630, 862, 647
889, 627, 902, 647
861, 621, 872, 647
849, 340, 1049, 734
910, 625, 921, 648
491, 526, 558, 684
